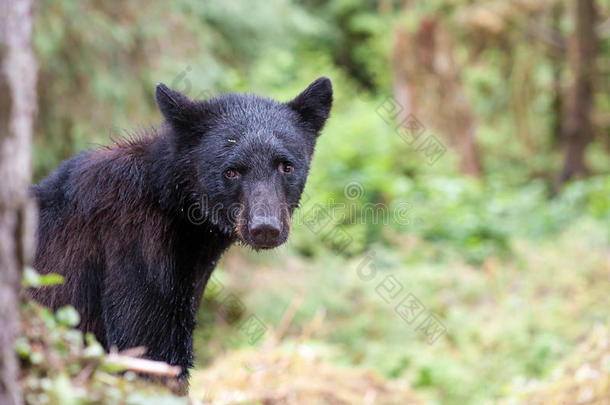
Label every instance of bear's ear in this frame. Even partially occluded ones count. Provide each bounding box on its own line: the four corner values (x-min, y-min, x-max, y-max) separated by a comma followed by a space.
287, 77, 333, 133
155, 83, 202, 129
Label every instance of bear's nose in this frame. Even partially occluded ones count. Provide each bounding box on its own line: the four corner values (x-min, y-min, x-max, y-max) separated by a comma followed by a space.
250, 217, 281, 248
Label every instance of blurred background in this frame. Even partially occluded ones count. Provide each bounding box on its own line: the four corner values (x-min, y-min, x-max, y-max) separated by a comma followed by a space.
27, 0, 609, 404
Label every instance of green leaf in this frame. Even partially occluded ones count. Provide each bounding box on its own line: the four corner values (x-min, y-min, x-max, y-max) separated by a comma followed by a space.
23, 267, 65, 288
56, 306, 81, 327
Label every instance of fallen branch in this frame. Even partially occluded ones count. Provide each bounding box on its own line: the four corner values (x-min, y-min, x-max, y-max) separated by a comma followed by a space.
105, 354, 182, 378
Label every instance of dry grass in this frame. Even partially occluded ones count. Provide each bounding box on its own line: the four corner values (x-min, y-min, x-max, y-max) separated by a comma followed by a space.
189, 343, 424, 405
190, 297, 424, 405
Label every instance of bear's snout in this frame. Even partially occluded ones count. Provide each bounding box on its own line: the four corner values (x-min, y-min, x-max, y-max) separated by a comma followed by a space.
249, 216, 282, 248
239, 181, 290, 249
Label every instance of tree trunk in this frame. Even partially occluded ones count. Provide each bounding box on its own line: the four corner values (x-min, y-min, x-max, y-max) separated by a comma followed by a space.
392, 18, 482, 177
0, 1, 38, 404
392, 27, 414, 127
560, 0, 597, 183
550, 1, 565, 146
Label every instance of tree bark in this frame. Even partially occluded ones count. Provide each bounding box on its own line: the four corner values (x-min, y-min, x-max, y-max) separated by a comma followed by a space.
392, 18, 482, 177
550, 1, 565, 146
560, 0, 597, 183
0, 1, 38, 404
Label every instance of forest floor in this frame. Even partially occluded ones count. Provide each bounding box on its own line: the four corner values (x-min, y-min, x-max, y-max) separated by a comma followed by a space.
189, 215, 609, 405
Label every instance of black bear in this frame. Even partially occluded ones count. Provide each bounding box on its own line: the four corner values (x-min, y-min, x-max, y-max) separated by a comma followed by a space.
30, 77, 332, 381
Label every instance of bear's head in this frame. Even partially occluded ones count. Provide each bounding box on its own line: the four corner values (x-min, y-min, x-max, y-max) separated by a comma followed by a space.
155, 77, 333, 250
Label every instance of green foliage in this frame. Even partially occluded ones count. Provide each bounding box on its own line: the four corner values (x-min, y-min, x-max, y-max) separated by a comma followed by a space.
19, 300, 186, 405
20, 271, 186, 404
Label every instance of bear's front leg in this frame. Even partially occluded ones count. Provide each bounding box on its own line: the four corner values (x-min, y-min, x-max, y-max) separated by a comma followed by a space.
101, 272, 198, 379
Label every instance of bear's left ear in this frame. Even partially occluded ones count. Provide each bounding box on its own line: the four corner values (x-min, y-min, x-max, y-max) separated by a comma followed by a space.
155, 83, 203, 130
287, 77, 333, 133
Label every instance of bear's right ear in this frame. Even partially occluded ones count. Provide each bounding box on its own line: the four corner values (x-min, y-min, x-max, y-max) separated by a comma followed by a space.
155, 83, 202, 130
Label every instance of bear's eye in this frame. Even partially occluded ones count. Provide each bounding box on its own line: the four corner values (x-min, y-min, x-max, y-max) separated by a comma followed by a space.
279, 162, 294, 175
224, 168, 240, 180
